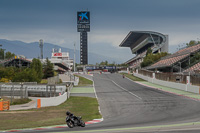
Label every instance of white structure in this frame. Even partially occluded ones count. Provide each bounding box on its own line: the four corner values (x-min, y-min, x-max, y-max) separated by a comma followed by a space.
28, 48, 73, 73
49, 48, 73, 73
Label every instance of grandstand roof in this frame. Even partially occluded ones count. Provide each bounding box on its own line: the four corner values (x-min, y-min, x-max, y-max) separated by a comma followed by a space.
147, 44, 200, 70
119, 31, 166, 53
184, 62, 200, 73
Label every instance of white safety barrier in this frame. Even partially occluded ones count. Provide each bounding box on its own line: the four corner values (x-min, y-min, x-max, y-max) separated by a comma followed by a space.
38, 92, 68, 107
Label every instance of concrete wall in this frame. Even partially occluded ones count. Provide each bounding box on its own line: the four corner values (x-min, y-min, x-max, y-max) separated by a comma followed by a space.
134, 73, 200, 94
36, 83, 73, 108
38, 92, 68, 107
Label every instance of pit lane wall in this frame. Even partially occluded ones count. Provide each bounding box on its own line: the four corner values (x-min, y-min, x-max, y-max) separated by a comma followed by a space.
133, 72, 200, 94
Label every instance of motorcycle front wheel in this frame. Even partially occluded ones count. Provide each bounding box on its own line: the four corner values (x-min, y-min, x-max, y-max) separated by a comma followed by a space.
67, 121, 74, 128
80, 120, 85, 127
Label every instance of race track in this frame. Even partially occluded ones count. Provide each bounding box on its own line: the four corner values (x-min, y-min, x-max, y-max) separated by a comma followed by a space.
16, 73, 200, 133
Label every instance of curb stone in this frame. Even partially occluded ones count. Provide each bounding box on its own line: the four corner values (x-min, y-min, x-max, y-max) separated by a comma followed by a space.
3, 118, 104, 132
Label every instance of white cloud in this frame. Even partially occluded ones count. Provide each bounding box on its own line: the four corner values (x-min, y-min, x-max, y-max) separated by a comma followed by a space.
168, 32, 200, 46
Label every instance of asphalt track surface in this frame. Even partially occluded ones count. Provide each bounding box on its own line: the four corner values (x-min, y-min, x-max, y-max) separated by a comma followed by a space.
11, 73, 200, 133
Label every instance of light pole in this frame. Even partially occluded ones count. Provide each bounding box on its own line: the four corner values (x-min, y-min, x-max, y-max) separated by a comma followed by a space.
74, 42, 76, 72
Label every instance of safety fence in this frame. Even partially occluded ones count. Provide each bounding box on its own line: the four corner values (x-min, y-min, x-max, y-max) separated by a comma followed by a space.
155, 72, 187, 84
0, 83, 67, 103
137, 69, 200, 86
0, 101, 10, 111
190, 76, 200, 86
138, 70, 153, 78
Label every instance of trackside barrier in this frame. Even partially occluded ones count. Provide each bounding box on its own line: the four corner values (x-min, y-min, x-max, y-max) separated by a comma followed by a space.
0, 101, 10, 111
37, 99, 41, 109
37, 92, 67, 107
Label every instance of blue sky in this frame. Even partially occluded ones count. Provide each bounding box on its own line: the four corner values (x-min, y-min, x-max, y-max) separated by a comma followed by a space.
0, 0, 200, 63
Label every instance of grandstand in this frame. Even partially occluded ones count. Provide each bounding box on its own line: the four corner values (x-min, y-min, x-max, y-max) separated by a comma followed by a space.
0, 56, 31, 67
120, 31, 168, 69
147, 44, 200, 72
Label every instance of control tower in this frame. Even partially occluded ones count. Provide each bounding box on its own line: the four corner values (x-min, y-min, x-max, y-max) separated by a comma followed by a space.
77, 11, 90, 65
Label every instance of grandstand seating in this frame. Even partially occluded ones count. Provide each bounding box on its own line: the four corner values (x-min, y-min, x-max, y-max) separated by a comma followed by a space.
147, 44, 200, 70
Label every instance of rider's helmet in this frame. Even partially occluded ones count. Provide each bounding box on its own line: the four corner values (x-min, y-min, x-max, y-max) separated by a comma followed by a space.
66, 111, 70, 115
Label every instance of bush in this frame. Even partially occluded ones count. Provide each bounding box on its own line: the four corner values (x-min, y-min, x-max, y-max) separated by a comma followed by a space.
0, 78, 10, 83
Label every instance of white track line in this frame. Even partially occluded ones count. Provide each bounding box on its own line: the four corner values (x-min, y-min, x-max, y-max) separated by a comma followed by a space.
93, 80, 104, 120
112, 80, 142, 100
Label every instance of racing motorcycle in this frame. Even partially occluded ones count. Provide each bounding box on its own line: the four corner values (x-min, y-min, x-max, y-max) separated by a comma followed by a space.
66, 111, 85, 128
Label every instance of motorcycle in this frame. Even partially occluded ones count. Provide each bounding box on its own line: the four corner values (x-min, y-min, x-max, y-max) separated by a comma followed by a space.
66, 115, 85, 128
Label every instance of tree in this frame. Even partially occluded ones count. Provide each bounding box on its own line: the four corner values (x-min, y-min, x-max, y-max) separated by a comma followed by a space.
141, 52, 168, 67
0, 49, 5, 60
12, 68, 38, 82
43, 58, 54, 79
186, 40, 197, 47
30, 58, 43, 82
5, 51, 15, 59
146, 48, 152, 56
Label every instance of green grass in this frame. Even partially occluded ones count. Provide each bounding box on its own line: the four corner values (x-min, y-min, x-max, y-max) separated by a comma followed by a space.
40, 79, 47, 84
75, 75, 93, 86
2, 97, 32, 105
11, 98, 32, 105
0, 96, 101, 131
121, 73, 145, 81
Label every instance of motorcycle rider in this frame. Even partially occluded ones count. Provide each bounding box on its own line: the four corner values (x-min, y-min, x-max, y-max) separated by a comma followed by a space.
66, 111, 78, 120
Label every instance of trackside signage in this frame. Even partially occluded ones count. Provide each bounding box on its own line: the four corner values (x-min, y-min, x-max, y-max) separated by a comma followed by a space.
53, 53, 62, 56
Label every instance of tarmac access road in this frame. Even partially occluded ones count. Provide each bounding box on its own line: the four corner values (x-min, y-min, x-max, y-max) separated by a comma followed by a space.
9, 73, 200, 133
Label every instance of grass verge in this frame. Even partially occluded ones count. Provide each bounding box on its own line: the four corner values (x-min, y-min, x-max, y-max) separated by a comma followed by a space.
121, 73, 145, 81
75, 75, 93, 86
0, 96, 101, 131
2, 97, 32, 105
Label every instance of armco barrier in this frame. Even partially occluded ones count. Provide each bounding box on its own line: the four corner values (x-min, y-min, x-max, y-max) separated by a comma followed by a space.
0, 101, 10, 111
134, 73, 200, 94
37, 92, 67, 108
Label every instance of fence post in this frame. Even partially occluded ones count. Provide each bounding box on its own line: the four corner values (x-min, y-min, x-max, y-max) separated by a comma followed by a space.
0, 85, 1, 98
46, 85, 48, 97
10, 85, 13, 104
186, 76, 190, 85
20, 83, 23, 99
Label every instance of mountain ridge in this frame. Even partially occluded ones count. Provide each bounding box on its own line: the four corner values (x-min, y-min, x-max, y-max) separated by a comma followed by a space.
0, 39, 122, 64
